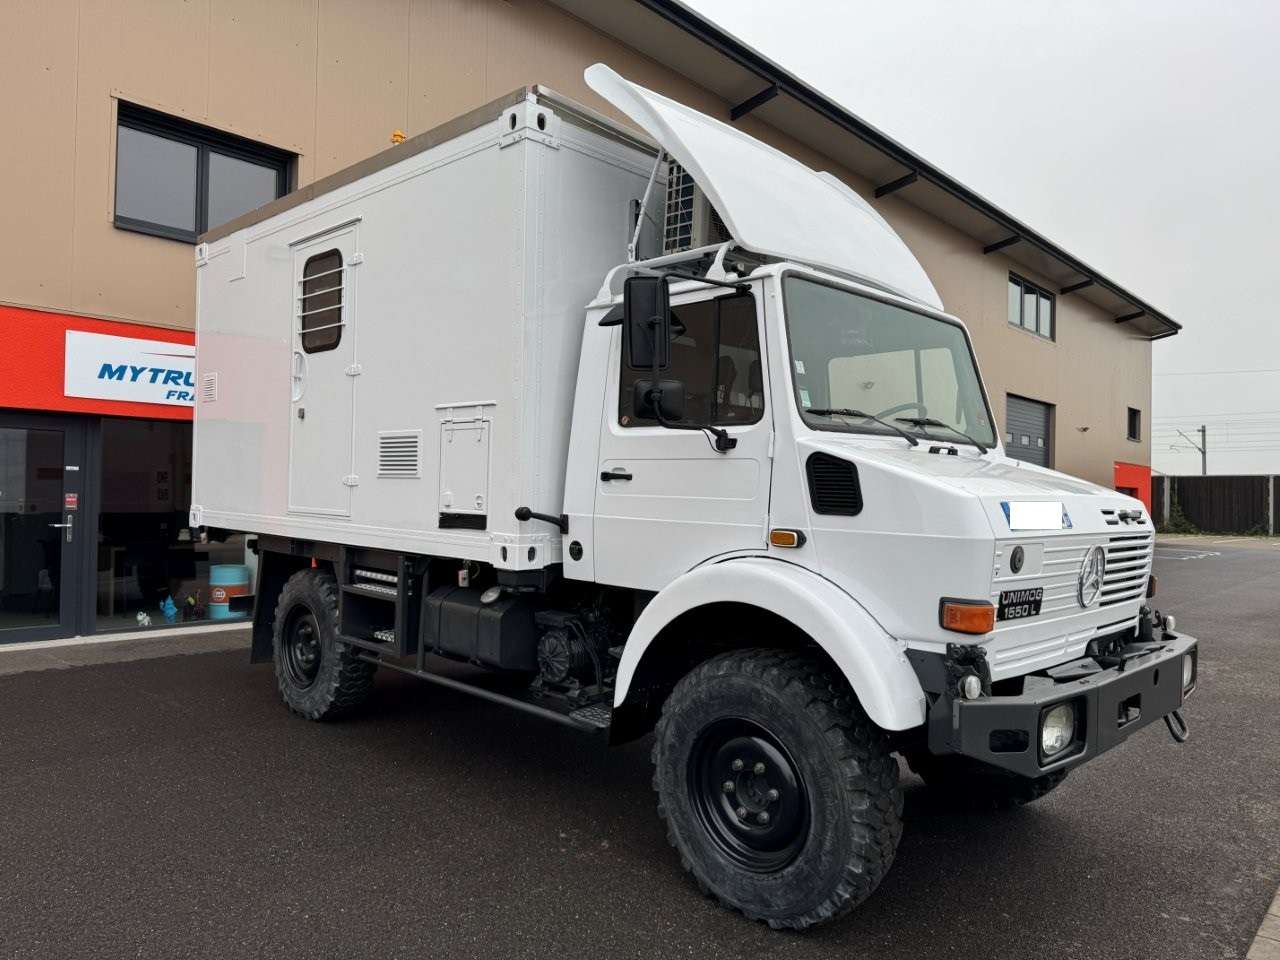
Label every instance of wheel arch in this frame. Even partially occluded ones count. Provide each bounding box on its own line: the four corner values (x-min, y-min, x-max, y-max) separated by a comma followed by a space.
610, 557, 927, 743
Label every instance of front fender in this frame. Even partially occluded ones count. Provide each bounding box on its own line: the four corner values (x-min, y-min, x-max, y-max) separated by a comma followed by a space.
614, 557, 927, 731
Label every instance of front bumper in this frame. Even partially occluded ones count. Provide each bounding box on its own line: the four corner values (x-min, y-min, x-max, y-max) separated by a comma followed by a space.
926, 632, 1198, 778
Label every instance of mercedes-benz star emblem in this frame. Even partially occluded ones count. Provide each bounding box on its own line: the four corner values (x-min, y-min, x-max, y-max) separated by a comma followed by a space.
1077, 545, 1106, 607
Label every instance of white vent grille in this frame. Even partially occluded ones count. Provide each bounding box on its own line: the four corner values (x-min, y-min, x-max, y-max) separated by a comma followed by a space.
377, 430, 421, 478
200, 373, 218, 403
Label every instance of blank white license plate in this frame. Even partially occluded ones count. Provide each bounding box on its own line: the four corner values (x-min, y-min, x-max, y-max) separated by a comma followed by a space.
1003, 501, 1064, 530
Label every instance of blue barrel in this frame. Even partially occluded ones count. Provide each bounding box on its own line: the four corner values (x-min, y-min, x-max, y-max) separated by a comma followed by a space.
209, 564, 251, 620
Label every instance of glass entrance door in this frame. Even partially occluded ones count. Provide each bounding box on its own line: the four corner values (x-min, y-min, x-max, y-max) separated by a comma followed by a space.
0, 415, 85, 644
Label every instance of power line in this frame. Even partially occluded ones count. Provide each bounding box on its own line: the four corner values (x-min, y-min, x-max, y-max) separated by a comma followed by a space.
1153, 410, 1280, 419
1154, 368, 1280, 377
1174, 426, 1207, 475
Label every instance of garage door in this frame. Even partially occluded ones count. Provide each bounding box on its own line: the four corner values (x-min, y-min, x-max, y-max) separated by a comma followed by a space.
1006, 395, 1051, 467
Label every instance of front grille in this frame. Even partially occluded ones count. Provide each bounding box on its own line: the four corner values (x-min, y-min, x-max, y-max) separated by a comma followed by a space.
1100, 533, 1153, 607
987, 531, 1153, 678
991, 532, 1153, 619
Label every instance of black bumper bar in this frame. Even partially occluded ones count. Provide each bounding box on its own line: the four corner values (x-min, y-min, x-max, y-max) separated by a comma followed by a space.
926, 632, 1198, 778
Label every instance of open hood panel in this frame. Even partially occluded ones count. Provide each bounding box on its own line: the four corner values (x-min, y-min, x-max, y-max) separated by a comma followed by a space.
584, 63, 942, 311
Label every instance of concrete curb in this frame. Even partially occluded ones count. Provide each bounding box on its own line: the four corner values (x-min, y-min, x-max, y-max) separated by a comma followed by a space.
1247, 886, 1280, 959
0, 620, 247, 653
0, 623, 251, 677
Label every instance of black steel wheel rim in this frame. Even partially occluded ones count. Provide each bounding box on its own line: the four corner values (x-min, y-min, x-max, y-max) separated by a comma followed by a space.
688, 717, 811, 874
283, 606, 322, 689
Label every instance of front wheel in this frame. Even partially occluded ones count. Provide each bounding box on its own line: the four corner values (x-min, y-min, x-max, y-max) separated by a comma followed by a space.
652, 649, 902, 930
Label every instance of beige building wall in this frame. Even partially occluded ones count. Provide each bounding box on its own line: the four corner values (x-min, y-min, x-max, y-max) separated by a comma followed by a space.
0, 0, 1150, 486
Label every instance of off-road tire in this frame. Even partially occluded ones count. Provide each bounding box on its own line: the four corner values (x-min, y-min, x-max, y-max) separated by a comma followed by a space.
272, 569, 376, 720
905, 752, 1068, 810
652, 648, 902, 930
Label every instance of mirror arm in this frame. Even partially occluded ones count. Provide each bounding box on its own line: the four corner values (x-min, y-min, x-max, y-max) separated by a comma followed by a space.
659, 270, 749, 292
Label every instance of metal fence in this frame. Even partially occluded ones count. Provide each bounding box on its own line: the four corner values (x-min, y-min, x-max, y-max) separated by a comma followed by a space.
1155, 474, 1278, 534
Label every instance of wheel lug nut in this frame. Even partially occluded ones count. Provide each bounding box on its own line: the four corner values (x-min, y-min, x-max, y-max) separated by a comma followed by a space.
757, 811, 770, 825
731, 759, 744, 772
767, 788, 779, 802
735, 806, 748, 820
753, 762, 766, 775
722, 781, 735, 794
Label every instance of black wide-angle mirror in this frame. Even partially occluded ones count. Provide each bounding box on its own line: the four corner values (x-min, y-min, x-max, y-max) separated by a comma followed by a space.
632, 378, 686, 421
623, 274, 671, 369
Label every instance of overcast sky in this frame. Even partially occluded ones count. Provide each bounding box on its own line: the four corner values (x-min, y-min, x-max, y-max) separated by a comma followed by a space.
686, 0, 1280, 475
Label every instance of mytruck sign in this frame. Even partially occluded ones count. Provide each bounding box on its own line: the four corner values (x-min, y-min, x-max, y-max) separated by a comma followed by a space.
64, 331, 196, 407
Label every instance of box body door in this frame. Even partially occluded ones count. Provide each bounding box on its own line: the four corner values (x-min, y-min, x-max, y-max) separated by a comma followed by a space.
289, 226, 358, 516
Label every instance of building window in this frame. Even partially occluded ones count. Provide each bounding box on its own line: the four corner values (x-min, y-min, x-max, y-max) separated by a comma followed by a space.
1127, 407, 1141, 441
114, 102, 291, 243
1008, 273, 1054, 340
299, 251, 344, 353
619, 293, 763, 427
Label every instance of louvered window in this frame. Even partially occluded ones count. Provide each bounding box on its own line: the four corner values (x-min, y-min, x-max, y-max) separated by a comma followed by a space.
200, 372, 218, 403
806, 452, 863, 516
377, 430, 421, 478
299, 249, 343, 353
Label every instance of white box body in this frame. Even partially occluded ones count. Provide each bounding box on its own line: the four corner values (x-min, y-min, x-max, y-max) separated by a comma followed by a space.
191, 88, 658, 573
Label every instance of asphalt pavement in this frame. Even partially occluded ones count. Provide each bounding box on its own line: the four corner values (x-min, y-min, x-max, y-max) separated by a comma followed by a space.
1, 539, 1277, 959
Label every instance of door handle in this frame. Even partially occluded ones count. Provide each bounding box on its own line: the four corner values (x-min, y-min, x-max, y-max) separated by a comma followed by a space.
49, 513, 73, 543
291, 349, 307, 402
600, 470, 632, 482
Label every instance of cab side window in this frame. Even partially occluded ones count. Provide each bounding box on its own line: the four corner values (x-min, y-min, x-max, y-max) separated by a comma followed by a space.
619, 292, 763, 427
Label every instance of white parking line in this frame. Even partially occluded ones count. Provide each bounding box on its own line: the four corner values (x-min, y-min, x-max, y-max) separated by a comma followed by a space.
1154, 549, 1221, 561
1212, 537, 1250, 544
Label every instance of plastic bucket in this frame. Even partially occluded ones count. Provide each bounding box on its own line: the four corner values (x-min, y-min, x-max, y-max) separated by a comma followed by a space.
209, 564, 251, 620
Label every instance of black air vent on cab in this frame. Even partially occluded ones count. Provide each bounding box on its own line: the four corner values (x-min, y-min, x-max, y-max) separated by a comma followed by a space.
806, 453, 863, 516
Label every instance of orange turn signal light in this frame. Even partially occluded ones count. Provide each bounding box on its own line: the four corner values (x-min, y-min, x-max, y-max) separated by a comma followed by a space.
939, 599, 996, 635
769, 528, 807, 548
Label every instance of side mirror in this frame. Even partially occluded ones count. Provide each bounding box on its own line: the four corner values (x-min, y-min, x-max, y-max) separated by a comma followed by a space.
633, 379, 686, 422
623, 275, 671, 370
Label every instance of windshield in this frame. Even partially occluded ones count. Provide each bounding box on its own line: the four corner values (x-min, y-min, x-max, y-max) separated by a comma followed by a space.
782, 275, 996, 447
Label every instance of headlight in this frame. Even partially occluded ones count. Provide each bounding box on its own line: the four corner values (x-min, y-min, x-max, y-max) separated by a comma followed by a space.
1182, 653, 1195, 691
1040, 702, 1076, 759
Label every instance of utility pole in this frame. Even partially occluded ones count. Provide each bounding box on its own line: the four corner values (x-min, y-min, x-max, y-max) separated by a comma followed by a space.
1176, 425, 1207, 475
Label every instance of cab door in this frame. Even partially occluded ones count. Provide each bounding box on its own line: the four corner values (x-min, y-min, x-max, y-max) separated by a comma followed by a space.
592, 287, 771, 590
288, 226, 358, 516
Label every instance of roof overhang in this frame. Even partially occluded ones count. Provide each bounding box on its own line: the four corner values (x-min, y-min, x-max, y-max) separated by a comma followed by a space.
550, 0, 1181, 340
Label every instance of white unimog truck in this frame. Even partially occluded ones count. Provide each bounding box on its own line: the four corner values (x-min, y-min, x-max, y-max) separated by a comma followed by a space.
192, 65, 1198, 929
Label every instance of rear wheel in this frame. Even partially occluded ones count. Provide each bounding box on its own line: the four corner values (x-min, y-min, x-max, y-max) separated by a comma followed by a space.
905, 753, 1068, 810
272, 569, 376, 719
652, 648, 902, 930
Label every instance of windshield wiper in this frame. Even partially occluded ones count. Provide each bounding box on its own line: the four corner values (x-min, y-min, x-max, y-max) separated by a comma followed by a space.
805, 408, 919, 447
895, 416, 989, 454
